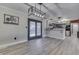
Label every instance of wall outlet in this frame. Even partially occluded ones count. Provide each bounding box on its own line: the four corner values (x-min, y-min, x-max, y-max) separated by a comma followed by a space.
14, 37, 16, 40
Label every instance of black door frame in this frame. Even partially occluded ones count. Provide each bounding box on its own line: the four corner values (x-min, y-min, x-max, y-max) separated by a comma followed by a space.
28, 18, 42, 40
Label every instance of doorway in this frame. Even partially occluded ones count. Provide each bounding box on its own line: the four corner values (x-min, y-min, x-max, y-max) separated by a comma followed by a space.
28, 18, 42, 40
72, 23, 78, 37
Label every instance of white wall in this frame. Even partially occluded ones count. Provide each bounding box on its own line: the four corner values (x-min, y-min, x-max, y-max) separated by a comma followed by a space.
0, 5, 28, 46
42, 19, 47, 37
0, 5, 47, 48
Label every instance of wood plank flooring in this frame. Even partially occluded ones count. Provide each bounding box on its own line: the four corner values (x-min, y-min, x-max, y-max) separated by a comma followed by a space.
0, 35, 79, 55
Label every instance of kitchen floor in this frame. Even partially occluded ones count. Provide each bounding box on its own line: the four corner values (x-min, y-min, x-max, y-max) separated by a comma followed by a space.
0, 34, 79, 55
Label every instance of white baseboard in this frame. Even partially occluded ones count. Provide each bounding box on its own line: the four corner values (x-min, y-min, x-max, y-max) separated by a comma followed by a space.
0, 40, 27, 49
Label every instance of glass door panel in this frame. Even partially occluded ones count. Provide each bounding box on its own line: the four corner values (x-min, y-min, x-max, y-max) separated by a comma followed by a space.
37, 22, 41, 36
30, 21, 36, 37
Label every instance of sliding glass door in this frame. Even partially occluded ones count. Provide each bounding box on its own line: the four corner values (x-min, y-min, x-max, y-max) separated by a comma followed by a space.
28, 19, 42, 40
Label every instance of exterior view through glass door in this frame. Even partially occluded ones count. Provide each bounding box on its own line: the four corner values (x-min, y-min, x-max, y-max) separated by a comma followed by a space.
28, 18, 42, 40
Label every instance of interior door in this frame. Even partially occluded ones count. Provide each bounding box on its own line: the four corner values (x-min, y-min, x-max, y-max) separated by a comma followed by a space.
28, 18, 42, 40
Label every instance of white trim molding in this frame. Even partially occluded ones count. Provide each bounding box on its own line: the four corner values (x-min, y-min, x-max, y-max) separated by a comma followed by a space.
0, 40, 27, 49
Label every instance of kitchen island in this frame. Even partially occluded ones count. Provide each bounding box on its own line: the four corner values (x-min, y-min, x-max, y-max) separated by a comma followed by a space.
46, 28, 65, 40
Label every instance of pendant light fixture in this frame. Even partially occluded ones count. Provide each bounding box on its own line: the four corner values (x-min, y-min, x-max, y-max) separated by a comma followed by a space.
38, 3, 45, 18
28, 3, 46, 19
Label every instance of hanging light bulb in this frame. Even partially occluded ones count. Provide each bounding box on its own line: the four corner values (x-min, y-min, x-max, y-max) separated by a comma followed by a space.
34, 12, 36, 15
42, 15, 44, 18
40, 14, 42, 17
37, 14, 40, 16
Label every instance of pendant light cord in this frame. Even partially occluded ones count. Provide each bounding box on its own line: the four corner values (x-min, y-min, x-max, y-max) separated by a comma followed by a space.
35, 3, 36, 12
40, 4, 41, 14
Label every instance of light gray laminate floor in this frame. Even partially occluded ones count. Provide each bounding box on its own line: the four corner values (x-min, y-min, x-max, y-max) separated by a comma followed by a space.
0, 34, 79, 55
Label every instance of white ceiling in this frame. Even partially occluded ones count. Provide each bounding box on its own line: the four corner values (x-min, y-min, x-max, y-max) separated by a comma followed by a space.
43, 3, 79, 20
0, 3, 29, 13
57, 3, 79, 19
0, 3, 79, 20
